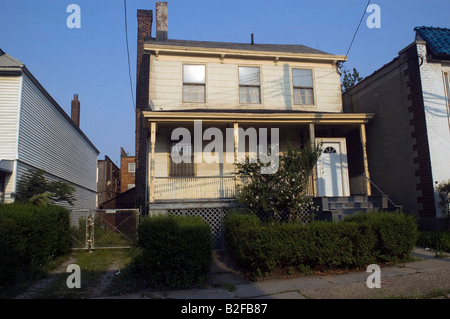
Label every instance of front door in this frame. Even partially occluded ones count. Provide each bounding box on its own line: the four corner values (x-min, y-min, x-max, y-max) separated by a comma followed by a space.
316, 138, 350, 197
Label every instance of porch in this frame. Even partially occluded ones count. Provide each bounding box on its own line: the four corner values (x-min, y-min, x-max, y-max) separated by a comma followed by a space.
152, 175, 315, 201
143, 111, 376, 204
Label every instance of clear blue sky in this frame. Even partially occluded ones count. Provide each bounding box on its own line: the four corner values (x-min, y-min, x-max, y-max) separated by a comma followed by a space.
1, 0, 449, 166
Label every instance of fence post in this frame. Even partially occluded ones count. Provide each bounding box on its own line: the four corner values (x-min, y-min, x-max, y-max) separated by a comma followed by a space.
87, 212, 94, 252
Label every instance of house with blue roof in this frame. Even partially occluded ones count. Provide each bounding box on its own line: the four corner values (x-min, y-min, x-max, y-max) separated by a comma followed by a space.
343, 27, 450, 230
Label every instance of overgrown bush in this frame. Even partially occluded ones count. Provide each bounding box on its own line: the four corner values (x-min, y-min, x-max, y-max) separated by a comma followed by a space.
128, 214, 212, 288
236, 142, 321, 223
224, 211, 418, 278
416, 231, 450, 253
0, 203, 71, 284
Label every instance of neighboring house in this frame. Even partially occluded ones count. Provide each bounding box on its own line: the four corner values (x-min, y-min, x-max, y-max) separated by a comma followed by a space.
134, 3, 388, 247
98, 147, 136, 210
120, 147, 136, 193
97, 155, 120, 205
0, 49, 100, 210
343, 26, 450, 230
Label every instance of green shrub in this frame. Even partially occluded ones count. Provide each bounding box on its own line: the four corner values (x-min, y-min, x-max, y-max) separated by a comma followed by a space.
129, 214, 212, 288
224, 211, 418, 278
417, 231, 450, 252
0, 203, 71, 284
344, 211, 418, 262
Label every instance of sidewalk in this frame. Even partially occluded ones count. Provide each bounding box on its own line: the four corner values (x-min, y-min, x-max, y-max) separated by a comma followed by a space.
103, 247, 450, 299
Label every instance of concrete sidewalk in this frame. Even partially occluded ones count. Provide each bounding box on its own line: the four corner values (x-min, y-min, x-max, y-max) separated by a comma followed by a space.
105, 248, 450, 299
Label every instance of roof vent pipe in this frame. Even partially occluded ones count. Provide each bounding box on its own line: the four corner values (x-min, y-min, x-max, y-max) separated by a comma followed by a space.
251, 33, 254, 45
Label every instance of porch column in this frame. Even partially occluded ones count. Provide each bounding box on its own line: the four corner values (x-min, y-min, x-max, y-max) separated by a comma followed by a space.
360, 123, 372, 196
149, 122, 157, 203
309, 123, 318, 197
234, 122, 240, 192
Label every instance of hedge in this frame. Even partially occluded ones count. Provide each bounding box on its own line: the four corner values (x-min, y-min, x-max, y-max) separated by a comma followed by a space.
416, 231, 450, 252
129, 214, 212, 288
224, 211, 418, 278
0, 203, 71, 284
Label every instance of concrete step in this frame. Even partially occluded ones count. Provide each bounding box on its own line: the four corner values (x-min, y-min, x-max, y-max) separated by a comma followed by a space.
329, 208, 380, 222
315, 207, 381, 222
328, 201, 373, 210
325, 196, 369, 203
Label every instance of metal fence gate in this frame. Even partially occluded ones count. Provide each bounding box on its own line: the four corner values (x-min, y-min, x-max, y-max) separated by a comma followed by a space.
70, 209, 140, 250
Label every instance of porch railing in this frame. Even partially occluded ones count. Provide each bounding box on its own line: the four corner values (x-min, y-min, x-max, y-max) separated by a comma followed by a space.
153, 174, 315, 201
154, 176, 236, 200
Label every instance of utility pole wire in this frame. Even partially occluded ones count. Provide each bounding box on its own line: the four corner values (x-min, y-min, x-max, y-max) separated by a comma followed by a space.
124, 0, 136, 110
344, 0, 371, 61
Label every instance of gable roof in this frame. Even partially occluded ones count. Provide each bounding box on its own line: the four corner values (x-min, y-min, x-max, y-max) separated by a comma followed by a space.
414, 26, 450, 59
0, 49, 100, 154
0, 50, 24, 74
147, 38, 331, 55
144, 38, 346, 62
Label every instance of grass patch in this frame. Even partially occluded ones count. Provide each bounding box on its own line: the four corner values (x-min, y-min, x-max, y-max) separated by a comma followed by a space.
30, 249, 132, 299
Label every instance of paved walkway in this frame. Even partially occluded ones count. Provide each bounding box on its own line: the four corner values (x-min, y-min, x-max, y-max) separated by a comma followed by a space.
103, 248, 450, 299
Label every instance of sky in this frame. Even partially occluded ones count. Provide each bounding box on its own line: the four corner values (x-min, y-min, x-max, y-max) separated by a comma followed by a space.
1, 0, 449, 166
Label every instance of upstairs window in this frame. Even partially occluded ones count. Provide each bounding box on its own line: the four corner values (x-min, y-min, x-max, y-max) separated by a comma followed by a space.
128, 162, 135, 173
183, 64, 206, 103
292, 69, 314, 105
239, 66, 261, 104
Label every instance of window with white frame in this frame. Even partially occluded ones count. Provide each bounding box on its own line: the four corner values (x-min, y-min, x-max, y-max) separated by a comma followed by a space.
292, 69, 314, 105
128, 162, 135, 173
183, 64, 206, 103
239, 66, 261, 104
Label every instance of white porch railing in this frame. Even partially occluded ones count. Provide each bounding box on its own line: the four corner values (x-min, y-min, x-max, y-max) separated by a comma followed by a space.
153, 176, 236, 200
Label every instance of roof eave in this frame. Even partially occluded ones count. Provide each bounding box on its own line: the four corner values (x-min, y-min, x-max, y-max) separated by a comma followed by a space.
142, 110, 373, 124
143, 43, 347, 63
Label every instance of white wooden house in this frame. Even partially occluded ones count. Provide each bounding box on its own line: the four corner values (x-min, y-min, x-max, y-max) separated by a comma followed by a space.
0, 49, 99, 211
135, 4, 388, 247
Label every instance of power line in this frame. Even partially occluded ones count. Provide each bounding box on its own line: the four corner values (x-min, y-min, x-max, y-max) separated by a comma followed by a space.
344, 0, 371, 61
124, 0, 136, 110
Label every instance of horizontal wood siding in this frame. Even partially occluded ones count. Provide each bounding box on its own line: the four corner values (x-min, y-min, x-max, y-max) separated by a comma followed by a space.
16, 161, 96, 211
0, 76, 21, 160
150, 56, 343, 112
18, 74, 98, 193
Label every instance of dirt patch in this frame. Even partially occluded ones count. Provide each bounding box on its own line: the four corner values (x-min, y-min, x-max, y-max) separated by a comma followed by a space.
15, 256, 77, 299
90, 260, 123, 298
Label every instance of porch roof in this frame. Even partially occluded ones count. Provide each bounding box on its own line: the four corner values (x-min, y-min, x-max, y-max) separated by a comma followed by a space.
142, 110, 374, 125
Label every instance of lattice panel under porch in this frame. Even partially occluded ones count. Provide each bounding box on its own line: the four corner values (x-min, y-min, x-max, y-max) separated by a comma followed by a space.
169, 207, 228, 249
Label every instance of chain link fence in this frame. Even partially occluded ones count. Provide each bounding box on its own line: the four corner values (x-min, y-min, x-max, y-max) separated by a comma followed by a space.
70, 209, 140, 250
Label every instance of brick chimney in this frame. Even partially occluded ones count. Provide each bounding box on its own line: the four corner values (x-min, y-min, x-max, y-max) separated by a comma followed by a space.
71, 94, 80, 127
156, 2, 168, 42
135, 8, 153, 211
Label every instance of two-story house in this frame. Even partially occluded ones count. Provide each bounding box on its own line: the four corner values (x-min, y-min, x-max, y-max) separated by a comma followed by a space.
135, 3, 383, 247
97, 155, 120, 206
120, 147, 136, 193
343, 27, 450, 230
0, 49, 99, 211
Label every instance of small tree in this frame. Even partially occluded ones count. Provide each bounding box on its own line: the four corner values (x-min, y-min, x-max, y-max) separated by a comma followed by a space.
13, 169, 76, 206
341, 67, 363, 92
236, 142, 322, 223
436, 180, 450, 229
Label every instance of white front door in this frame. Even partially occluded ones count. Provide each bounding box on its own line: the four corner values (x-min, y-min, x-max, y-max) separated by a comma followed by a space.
316, 138, 350, 197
